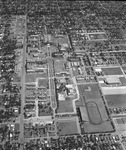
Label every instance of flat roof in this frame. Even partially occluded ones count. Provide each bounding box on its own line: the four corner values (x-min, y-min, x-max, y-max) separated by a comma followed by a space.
79, 107, 89, 122
106, 77, 121, 84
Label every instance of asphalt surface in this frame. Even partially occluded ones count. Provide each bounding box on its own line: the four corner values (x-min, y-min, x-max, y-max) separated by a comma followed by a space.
19, 16, 27, 150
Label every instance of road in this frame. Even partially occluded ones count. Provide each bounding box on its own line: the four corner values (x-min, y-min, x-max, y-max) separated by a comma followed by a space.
43, 15, 57, 110
19, 15, 27, 150
43, 15, 58, 136
47, 48, 57, 109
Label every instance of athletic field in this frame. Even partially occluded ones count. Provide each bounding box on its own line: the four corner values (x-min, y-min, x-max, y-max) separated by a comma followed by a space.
105, 94, 126, 107
78, 84, 114, 133
57, 119, 78, 135
101, 67, 123, 75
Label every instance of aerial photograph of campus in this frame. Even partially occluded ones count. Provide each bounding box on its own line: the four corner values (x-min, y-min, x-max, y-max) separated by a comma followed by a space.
0, 0, 126, 150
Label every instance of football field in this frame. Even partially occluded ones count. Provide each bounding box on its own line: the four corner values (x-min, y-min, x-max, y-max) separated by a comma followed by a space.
78, 84, 114, 133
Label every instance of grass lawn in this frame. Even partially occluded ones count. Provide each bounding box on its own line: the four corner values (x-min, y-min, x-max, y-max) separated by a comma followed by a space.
78, 84, 109, 121
12, 73, 21, 82
83, 121, 114, 133
54, 59, 66, 73
78, 83, 112, 133
72, 67, 80, 76
38, 106, 53, 116
101, 67, 123, 75
119, 77, 126, 86
51, 35, 69, 45
57, 120, 78, 135
57, 100, 74, 113
122, 66, 126, 72
38, 78, 48, 88
25, 89, 35, 97
25, 73, 48, 83
105, 94, 126, 107
25, 73, 36, 82
78, 84, 101, 100
41, 45, 48, 53
87, 102, 102, 125
36, 73, 48, 78
113, 118, 126, 131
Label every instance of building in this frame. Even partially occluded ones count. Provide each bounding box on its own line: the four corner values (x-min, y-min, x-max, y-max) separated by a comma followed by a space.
105, 77, 121, 85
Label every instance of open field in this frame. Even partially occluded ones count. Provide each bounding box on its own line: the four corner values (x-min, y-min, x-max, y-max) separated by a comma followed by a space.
12, 73, 21, 82
54, 59, 68, 74
78, 84, 102, 100
38, 105, 53, 116
72, 67, 82, 76
57, 100, 74, 113
25, 73, 47, 83
83, 121, 114, 133
41, 45, 49, 53
122, 66, 126, 72
105, 94, 126, 107
51, 35, 69, 45
113, 117, 126, 131
78, 84, 109, 119
115, 117, 126, 125
25, 89, 35, 96
78, 84, 114, 133
57, 119, 78, 135
119, 77, 126, 86
38, 78, 48, 88
101, 67, 123, 75
41, 44, 56, 54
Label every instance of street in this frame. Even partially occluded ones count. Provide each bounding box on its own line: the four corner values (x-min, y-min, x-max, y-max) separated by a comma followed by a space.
19, 15, 27, 150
